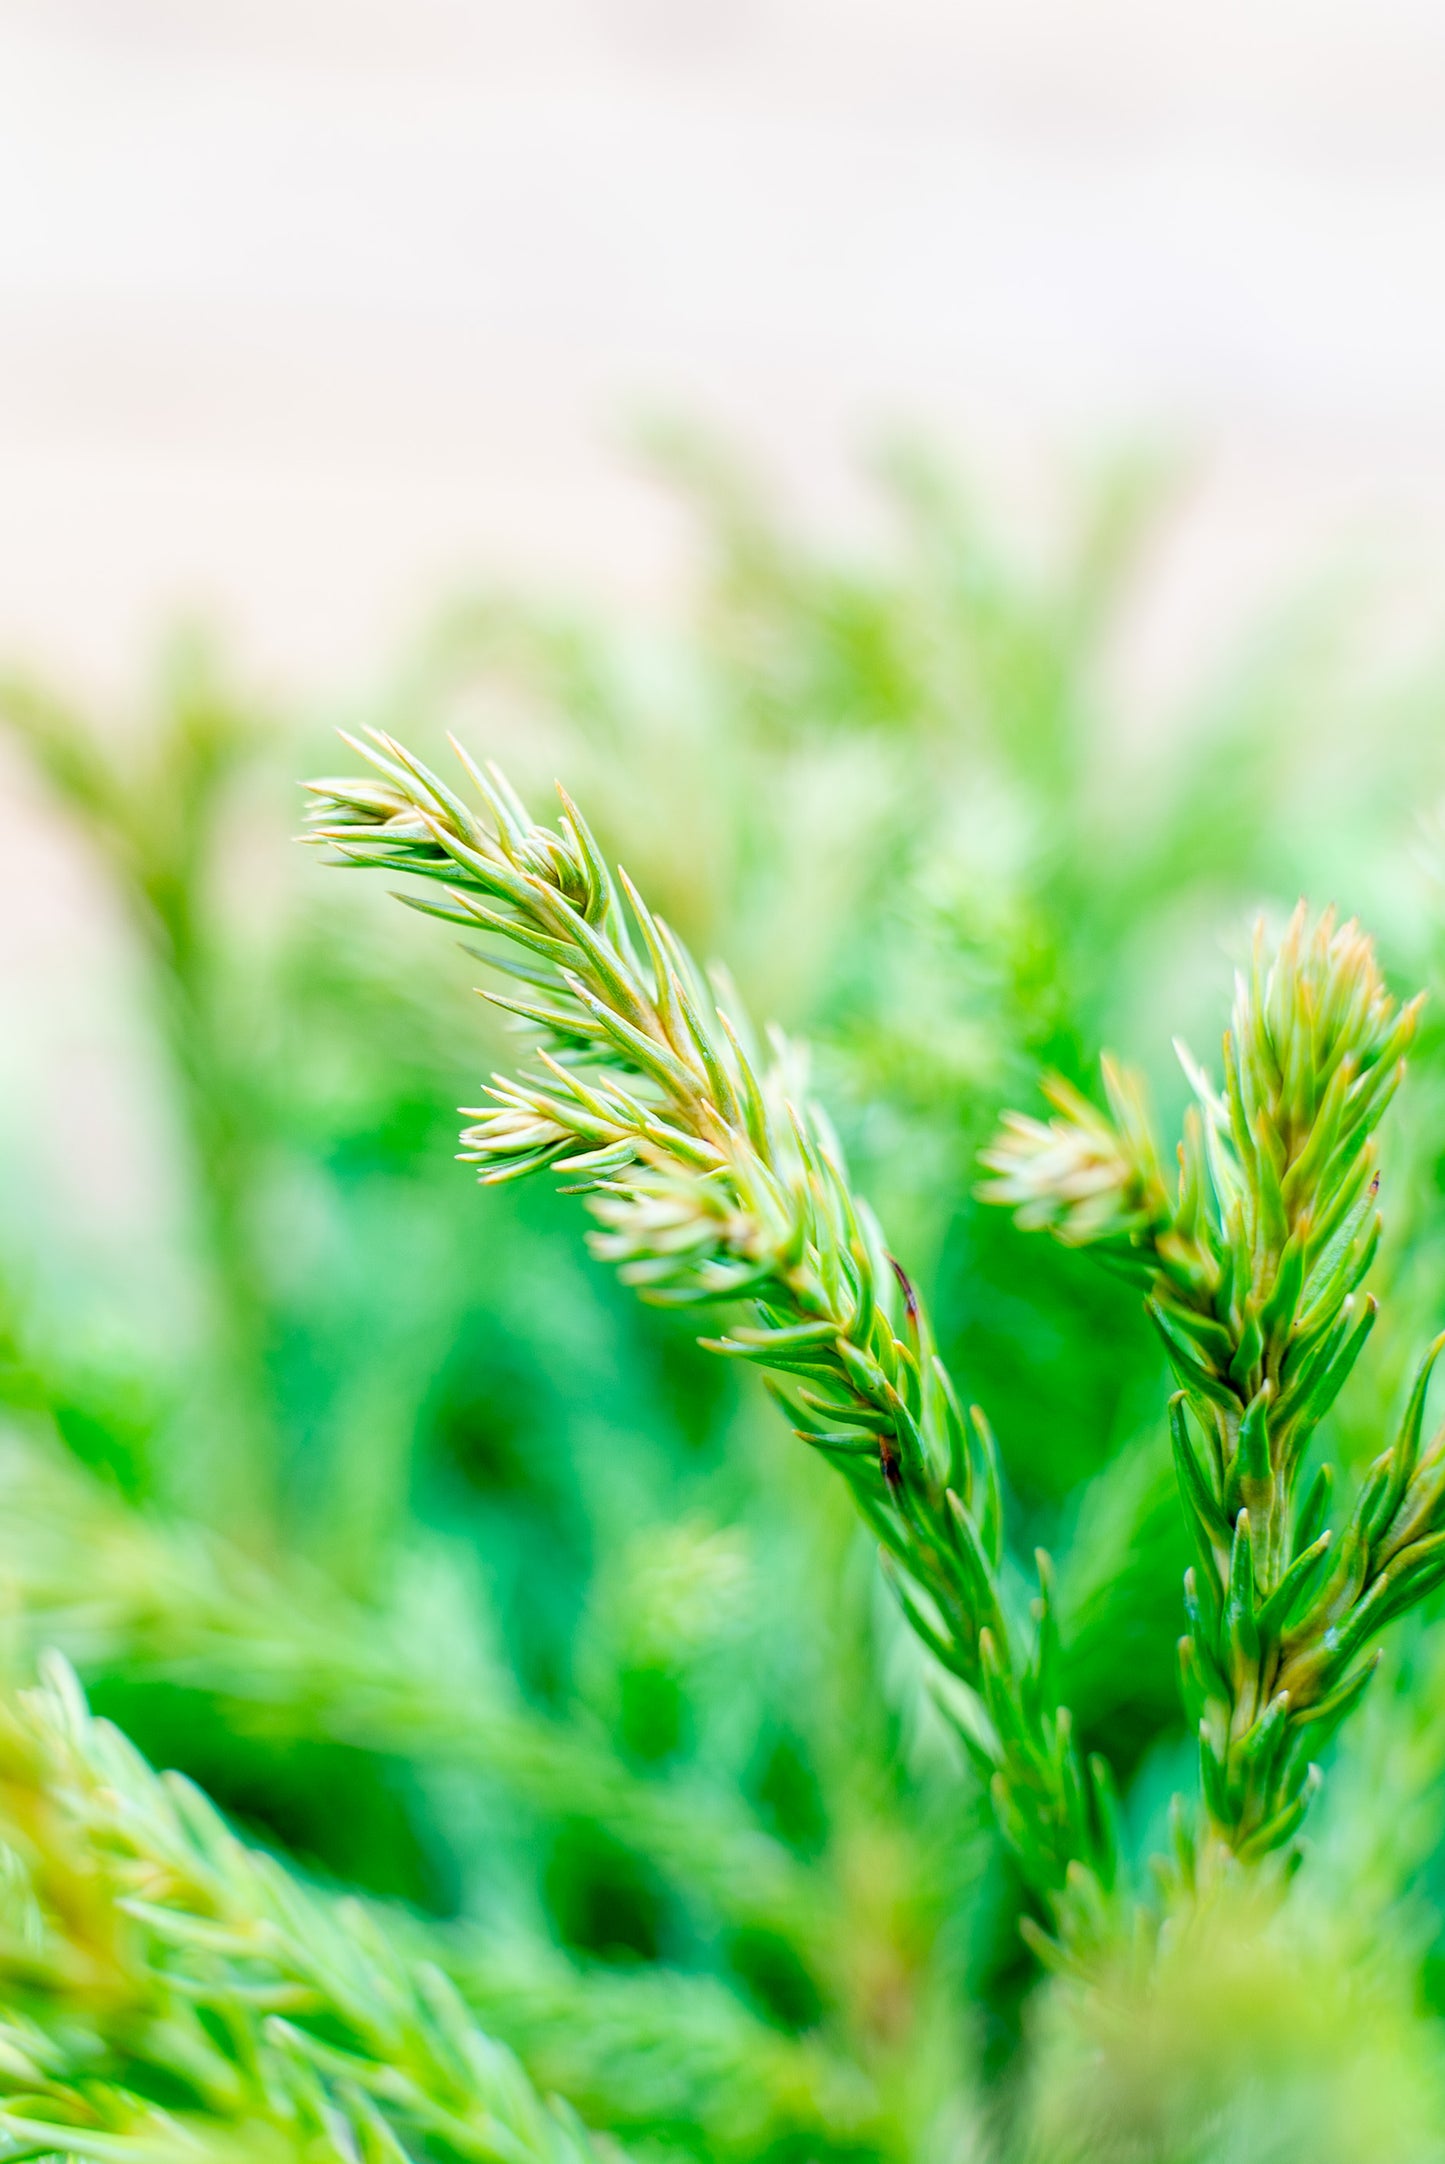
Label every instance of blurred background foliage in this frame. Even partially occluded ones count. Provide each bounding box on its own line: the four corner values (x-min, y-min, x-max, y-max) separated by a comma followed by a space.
3, 438, 1445, 2159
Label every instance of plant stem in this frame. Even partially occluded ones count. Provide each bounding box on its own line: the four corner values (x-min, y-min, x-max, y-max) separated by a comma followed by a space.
985, 908, 1445, 1866
302, 731, 1121, 1955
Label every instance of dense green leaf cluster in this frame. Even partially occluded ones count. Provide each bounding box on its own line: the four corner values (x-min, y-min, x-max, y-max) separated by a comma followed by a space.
0, 1657, 610, 2163
304, 733, 1122, 1952
985, 908, 1445, 1870
5, 449, 1445, 2158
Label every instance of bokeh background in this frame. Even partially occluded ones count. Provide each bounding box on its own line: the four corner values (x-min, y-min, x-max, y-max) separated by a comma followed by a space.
10, 0, 1445, 1313
7, 7, 1445, 2160
10, 1, 1445, 680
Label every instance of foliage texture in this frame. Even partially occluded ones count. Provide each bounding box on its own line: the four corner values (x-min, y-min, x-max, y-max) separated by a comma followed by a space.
303, 730, 1122, 1955
0, 1656, 613, 2163
985, 907, 1445, 1869
8, 455, 1445, 2162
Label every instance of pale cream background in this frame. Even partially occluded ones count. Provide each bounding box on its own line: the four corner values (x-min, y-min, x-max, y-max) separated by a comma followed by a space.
3, 0, 1445, 1293
2, 0, 1445, 694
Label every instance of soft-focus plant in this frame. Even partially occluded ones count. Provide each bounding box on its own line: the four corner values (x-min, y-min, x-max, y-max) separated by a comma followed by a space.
0, 1656, 614, 2164
4, 449, 1445, 2160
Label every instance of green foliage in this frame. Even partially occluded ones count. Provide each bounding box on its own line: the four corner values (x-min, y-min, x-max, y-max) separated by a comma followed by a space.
303, 731, 1116, 1951
0, 1656, 610, 2163
985, 906, 1445, 1867
3, 446, 1445, 2158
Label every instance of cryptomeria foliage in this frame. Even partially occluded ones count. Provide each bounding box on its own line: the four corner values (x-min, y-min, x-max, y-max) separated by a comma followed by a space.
299, 737, 1118, 1969
0, 1443, 885, 2164
303, 735, 1131, 1960
984, 908, 1445, 1875
8, 461, 1445, 2159
303, 729, 1445, 1950
0, 1656, 613, 2164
